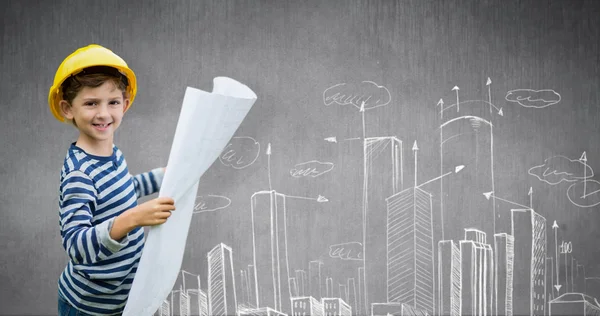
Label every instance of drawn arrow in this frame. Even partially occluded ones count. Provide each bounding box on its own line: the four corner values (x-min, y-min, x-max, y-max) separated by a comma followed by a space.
487, 77, 492, 114
581, 151, 588, 198
483, 191, 530, 209
417, 165, 465, 188
324, 136, 362, 143
440, 99, 503, 116
267, 143, 272, 191
437, 99, 444, 119
440, 82, 503, 115
484, 78, 504, 116
452, 86, 460, 112
285, 194, 329, 203
324, 137, 337, 143
553, 220, 562, 292
317, 195, 329, 202
360, 101, 366, 139
413, 141, 419, 187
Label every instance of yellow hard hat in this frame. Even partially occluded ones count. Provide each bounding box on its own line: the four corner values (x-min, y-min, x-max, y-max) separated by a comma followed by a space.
48, 44, 137, 122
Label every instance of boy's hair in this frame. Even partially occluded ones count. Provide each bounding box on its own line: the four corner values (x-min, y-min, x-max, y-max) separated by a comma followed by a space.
60, 66, 129, 127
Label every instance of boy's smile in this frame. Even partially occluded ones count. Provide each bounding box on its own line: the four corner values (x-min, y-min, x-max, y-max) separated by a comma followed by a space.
61, 80, 129, 155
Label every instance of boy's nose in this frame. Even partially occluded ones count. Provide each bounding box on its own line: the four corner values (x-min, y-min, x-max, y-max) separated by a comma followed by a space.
95, 104, 111, 118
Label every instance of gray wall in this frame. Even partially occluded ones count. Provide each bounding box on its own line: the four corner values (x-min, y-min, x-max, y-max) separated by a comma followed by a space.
2, 0, 600, 315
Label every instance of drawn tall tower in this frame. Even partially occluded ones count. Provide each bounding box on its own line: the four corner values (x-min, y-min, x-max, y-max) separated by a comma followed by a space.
207, 243, 237, 316
494, 233, 514, 316
362, 136, 402, 313
460, 228, 494, 316
546, 257, 555, 312
511, 208, 547, 316
575, 263, 586, 294
309, 261, 324, 300
438, 240, 461, 316
385, 186, 434, 314
440, 108, 496, 242
250, 191, 292, 314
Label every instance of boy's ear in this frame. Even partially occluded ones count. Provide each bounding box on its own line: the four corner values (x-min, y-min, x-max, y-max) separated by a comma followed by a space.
59, 100, 74, 120
123, 98, 130, 113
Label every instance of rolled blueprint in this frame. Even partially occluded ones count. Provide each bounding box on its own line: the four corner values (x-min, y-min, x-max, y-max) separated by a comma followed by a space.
123, 77, 257, 316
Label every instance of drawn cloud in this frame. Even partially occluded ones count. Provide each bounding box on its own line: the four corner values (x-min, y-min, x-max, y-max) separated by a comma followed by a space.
567, 180, 600, 208
290, 160, 335, 178
219, 136, 260, 169
329, 242, 362, 261
193, 195, 231, 214
528, 155, 593, 185
323, 81, 391, 111
505, 89, 561, 108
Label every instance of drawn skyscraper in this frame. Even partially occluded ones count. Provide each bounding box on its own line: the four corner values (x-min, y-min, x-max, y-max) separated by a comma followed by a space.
358, 267, 365, 314
546, 257, 555, 311
207, 243, 237, 316
494, 233, 514, 316
291, 296, 324, 316
440, 110, 496, 241
169, 288, 186, 316
241, 270, 251, 307
158, 299, 170, 316
326, 277, 333, 298
362, 136, 402, 312
575, 263, 586, 294
460, 228, 493, 316
438, 240, 461, 316
187, 289, 208, 316
570, 258, 577, 293
289, 277, 298, 297
385, 186, 434, 314
511, 209, 547, 316
371, 302, 429, 316
322, 298, 351, 316
549, 293, 600, 316
585, 277, 600, 301
248, 265, 257, 306
251, 191, 292, 314
564, 253, 573, 293
297, 270, 307, 296
181, 270, 208, 316
347, 278, 357, 314
340, 284, 347, 302
238, 308, 287, 316
309, 261, 323, 300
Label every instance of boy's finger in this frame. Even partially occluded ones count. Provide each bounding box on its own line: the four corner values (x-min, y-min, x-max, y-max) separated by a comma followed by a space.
161, 205, 175, 212
157, 197, 175, 204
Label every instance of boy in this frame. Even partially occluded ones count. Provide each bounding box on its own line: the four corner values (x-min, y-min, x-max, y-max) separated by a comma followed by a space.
49, 44, 176, 315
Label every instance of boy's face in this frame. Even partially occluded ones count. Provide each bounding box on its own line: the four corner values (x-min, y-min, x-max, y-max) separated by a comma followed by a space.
60, 81, 129, 145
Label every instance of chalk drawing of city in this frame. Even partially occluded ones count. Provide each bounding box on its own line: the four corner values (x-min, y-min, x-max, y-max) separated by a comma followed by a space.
153, 79, 600, 316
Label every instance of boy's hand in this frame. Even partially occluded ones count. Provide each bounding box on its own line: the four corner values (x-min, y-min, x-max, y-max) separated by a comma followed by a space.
130, 197, 176, 227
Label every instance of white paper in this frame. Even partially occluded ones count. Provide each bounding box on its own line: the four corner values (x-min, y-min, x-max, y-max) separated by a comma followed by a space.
123, 77, 257, 316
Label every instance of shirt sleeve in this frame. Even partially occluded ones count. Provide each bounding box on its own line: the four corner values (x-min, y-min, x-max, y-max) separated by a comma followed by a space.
131, 167, 164, 198
59, 170, 129, 265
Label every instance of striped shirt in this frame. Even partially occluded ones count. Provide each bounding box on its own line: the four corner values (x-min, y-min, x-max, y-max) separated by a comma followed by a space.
57, 142, 164, 315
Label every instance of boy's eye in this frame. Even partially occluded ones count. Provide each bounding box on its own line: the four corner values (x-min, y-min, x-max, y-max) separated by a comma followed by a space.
84, 102, 96, 106
110, 100, 121, 105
